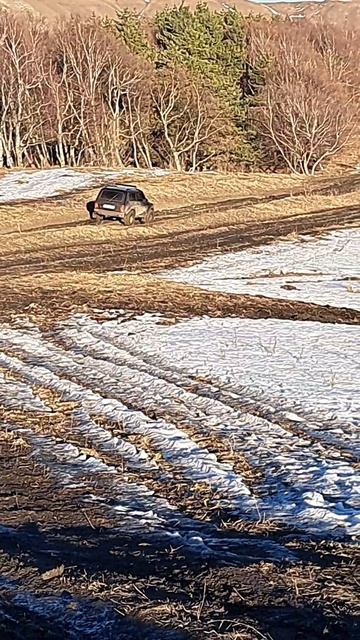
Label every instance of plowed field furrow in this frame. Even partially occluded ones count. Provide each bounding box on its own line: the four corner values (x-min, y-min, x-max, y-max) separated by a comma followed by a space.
0, 318, 358, 537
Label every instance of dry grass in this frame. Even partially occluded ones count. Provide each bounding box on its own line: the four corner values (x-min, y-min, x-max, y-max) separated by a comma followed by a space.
1, 272, 359, 327
0, 170, 304, 233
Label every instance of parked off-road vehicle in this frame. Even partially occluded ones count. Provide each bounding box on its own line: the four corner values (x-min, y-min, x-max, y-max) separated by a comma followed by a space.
87, 185, 155, 226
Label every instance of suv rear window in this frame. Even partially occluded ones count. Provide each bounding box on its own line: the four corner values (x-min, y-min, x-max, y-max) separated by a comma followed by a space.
99, 189, 126, 203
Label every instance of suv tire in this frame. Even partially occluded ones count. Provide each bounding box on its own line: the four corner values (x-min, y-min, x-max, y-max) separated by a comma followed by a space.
86, 201, 95, 220
123, 209, 136, 226
141, 206, 155, 224
94, 212, 104, 224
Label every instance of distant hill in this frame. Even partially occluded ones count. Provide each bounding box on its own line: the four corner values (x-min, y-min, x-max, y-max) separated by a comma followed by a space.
0, 1, 264, 19
0, 0, 359, 26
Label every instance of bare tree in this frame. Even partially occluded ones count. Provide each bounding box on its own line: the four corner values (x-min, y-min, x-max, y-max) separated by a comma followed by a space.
121, 71, 156, 169
250, 21, 359, 175
104, 53, 151, 167
0, 11, 357, 173
0, 13, 49, 168
152, 68, 231, 171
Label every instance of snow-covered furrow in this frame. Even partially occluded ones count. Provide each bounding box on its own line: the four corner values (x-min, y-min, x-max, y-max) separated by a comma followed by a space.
57, 316, 359, 458
0, 323, 359, 536
71, 408, 158, 472
92, 315, 359, 455
0, 372, 51, 413
1, 575, 188, 640
2, 422, 172, 530
0, 347, 256, 514
54, 319, 355, 462
203, 378, 360, 459
160, 228, 360, 311
1, 422, 292, 563
2, 422, 116, 478
48, 326, 360, 534
0, 421, 184, 532
0, 580, 119, 640
3, 326, 348, 533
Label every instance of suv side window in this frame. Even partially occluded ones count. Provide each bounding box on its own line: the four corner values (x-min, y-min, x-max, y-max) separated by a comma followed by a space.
138, 191, 145, 201
128, 192, 136, 202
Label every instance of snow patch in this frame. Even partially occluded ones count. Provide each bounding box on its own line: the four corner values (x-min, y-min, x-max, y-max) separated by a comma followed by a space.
1, 421, 292, 562
161, 228, 360, 311
0, 372, 51, 413
0, 169, 119, 203
0, 167, 172, 204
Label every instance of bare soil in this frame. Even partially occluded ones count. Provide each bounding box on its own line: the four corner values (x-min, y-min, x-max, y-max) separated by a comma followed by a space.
0, 433, 359, 640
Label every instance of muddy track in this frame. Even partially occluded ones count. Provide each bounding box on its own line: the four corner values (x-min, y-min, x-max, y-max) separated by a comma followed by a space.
0, 198, 359, 325
139, 203, 360, 272
156, 172, 360, 221
0, 201, 359, 279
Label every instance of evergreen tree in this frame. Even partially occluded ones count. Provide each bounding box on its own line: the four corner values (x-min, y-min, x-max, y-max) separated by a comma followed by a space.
113, 3, 264, 163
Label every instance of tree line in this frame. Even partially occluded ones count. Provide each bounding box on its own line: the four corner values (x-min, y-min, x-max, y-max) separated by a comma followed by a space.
0, 4, 358, 174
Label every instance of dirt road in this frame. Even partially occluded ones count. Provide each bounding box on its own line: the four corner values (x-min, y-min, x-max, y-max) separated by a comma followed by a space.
1, 173, 360, 277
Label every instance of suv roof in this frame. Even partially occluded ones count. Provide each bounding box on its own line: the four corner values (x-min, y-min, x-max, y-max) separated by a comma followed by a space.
102, 184, 138, 192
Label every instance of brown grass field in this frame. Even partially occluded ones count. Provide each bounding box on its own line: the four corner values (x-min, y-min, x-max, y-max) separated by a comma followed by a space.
0, 168, 359, 640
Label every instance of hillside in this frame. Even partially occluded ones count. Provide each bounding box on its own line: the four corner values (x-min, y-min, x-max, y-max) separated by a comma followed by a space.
1, 0, 360, 24
0, 0, 267, 18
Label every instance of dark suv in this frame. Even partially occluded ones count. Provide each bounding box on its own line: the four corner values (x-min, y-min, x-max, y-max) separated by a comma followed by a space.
88, 185, 155, 225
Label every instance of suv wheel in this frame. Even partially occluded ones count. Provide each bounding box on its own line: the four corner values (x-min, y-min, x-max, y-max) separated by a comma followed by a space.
141, 206, 155, 224
123, 210, 136, 226
94, 212, 104, 224
86, 201, 96, 220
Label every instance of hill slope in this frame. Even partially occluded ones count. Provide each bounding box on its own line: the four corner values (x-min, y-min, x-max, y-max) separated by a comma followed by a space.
0, 1, 267, 18
1, 0, 360, 24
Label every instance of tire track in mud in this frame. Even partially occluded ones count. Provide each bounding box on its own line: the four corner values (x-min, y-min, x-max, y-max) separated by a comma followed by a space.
0, 195, 359, 278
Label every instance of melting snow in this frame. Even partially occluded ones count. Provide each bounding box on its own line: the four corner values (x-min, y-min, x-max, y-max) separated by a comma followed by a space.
161, 228, 360, 311
0, 314, 359, 538
0, 169, 119, 203
0, 372, 51, 413
0, 576, 123, 640
0, 167, 168, 204
1, 420, 291, 562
